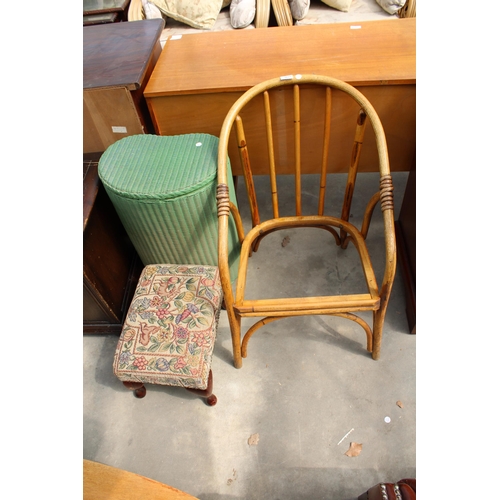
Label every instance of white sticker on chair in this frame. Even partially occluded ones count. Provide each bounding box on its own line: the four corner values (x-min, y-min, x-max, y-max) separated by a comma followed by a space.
112, 126, 127, 134
350, 25, 362, 29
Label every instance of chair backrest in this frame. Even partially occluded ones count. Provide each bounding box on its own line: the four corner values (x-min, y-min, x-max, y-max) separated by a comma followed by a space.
217, 74, 396, 298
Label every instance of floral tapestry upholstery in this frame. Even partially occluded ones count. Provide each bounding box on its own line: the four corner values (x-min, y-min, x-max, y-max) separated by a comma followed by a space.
114, 264, 223, 390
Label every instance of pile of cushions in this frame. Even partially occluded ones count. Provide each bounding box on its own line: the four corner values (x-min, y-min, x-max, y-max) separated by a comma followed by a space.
138, 0, 407, 30
229, 0, 311, 28
316, 0, 406, 14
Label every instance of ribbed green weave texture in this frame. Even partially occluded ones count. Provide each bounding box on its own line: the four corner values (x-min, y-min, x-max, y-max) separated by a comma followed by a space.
98, 134, 240, 281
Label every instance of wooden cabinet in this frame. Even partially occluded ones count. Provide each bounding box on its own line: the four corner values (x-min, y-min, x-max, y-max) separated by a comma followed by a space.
83, 19, 165, 333
83, 0, 131, 25
145, 18, 416, 175
83, 155, 142, 334
396, 162, 416, 334
83, 19, 165, 154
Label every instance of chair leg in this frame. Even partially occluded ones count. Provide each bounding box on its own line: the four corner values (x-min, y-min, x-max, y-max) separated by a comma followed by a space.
226, 307, 243, 369
123, 381, 147, 398
185, 369, 217, 406
372, 304, 389, 360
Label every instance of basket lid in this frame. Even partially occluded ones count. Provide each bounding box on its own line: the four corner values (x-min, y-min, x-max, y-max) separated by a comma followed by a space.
98, 134, 219, 200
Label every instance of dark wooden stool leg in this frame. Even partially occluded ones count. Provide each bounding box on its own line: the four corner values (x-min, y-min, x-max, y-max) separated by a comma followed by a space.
123, 381, 146, 399
185, 369, 217, 406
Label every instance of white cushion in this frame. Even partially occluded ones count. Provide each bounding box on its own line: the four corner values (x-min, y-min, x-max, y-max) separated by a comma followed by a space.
376, 0, 406, 15
288, 0, 309, 20
142, 0, 164, 19
230, 0, 256, 29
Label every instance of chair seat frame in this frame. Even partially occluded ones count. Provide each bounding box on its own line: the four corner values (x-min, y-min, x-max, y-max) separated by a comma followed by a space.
216, 75, 397, 368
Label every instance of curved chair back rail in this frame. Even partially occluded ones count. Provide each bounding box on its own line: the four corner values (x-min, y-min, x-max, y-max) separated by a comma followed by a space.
216, 74, 397, 368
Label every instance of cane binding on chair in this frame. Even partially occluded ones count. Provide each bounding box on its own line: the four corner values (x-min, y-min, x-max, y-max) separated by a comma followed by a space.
217, 75, 397, 369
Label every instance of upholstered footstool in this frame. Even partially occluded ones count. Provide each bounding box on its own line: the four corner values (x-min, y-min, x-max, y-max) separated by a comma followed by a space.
114, 263, 223, 406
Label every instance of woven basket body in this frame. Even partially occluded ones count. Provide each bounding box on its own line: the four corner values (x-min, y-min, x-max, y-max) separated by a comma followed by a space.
98, 134, 240, 281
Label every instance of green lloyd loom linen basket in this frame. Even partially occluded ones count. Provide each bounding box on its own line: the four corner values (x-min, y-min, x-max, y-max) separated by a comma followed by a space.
98, 134, 240, 281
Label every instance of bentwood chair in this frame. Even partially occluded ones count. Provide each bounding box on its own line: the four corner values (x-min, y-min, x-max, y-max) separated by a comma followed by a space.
216, 74, 397, 369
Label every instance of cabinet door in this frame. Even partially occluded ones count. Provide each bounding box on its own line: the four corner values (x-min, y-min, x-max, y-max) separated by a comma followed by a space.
83, 186, 141, 333
83, 86, 144, 154
396, 165, 416, 334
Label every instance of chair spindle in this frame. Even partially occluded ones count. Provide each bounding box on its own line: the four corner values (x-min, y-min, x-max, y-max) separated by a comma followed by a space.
235, 115, 260, 228
318, 86, 332, 216
340, 109, 367, 247
293, 84, 301, 216
263, 90, 280, 218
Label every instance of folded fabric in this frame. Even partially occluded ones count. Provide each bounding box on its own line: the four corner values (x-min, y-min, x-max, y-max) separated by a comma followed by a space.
230, 0, 256, 28
376, 0, 406, 14
288, 0, 309, 20
142, 0, 164, 19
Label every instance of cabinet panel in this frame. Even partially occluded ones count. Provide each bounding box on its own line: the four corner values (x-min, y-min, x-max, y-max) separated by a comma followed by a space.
396, 164, 416, 334
83, 87, 144, 154
83, 158, 142, 334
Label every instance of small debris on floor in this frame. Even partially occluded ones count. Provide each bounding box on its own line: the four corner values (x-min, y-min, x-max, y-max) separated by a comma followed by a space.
345, 442, 363, 457
337, 428, 354, 445
281, 236, 290, 247
248, 433, 259, 446
396, 400, 404, 408
227, 469, 237, 486
384, 416, 391, 423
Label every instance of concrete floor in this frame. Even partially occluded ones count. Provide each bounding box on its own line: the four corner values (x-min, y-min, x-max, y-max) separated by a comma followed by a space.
83, 171, 416, 499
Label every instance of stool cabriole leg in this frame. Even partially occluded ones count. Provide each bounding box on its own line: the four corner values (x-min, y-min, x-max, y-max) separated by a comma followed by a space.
123, 381, 147, 398
185, 369, 217, 406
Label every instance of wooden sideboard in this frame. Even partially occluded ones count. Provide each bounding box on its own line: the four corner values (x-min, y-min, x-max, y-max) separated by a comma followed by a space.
144, 18, 415, 175
83, 18, 165, 154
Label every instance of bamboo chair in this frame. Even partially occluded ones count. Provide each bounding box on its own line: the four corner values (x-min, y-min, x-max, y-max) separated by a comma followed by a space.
216, 74, 397, 369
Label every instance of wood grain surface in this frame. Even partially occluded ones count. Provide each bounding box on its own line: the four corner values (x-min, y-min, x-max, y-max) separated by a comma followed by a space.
83, 459, 199, 499
145, 18, 415, 97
